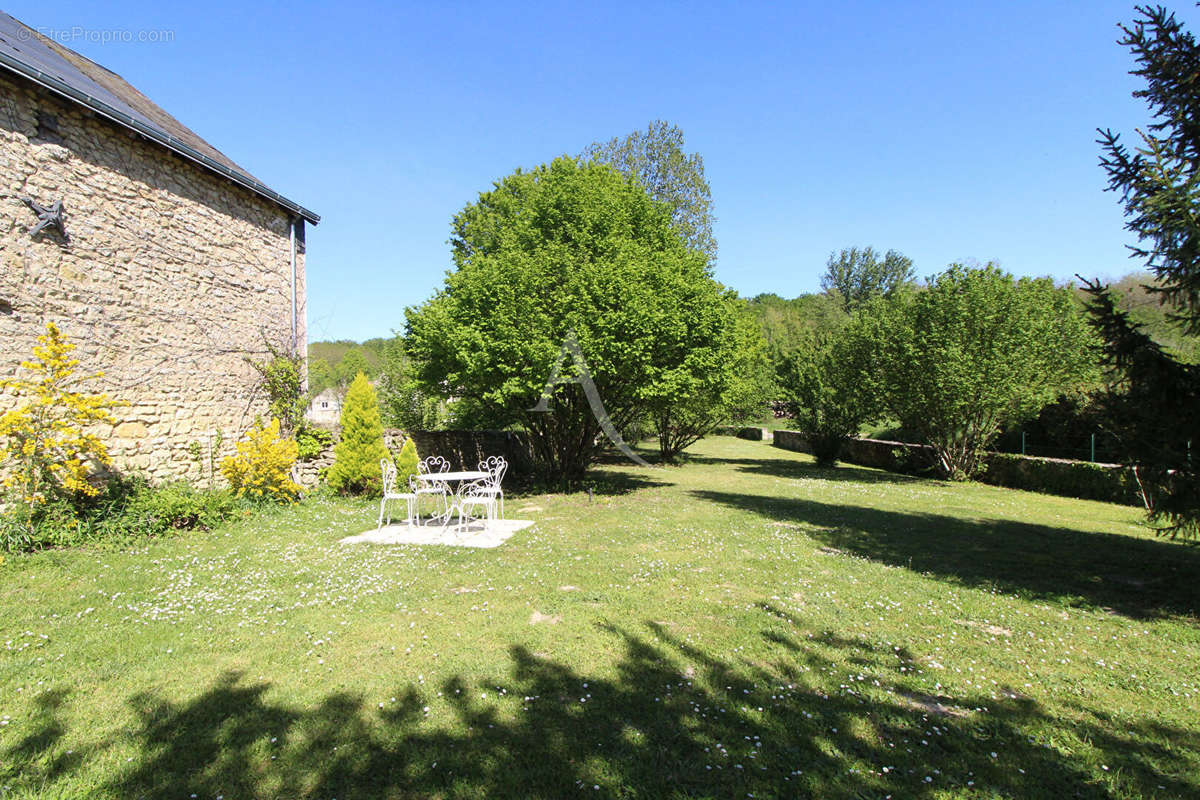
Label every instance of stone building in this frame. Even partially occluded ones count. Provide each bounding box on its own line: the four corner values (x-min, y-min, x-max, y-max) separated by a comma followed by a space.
304, 387, 342, 428
0, 13, 319, 481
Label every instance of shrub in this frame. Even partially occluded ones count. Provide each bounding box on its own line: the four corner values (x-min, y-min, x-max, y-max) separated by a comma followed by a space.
115, 481, 237, 535
295, 425, 333, 461
220, 418, 301, 502
0, 322, 122, 536
327, 373, 390, 496
1, 474, 238, 552
395, 437, 420, 491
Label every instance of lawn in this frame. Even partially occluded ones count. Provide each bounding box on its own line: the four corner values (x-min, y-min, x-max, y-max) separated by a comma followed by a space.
1, 436, 1198, 799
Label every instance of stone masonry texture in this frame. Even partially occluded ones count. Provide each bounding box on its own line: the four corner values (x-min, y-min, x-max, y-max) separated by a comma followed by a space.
0, 72, 306, 482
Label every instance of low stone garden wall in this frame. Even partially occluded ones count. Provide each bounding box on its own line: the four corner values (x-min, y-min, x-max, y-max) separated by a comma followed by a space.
771, 430, 1141, 506
712, 426, 770, 441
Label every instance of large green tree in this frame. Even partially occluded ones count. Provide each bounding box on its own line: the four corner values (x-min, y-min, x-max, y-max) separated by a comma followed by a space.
779, 320, 879, 467
865, 264, 1096, 480
582, 120, 716, 262
1088, 4, 1200, 536
377, 335, 443, 431
647, 295, 771, 462
406, 157, 721, 483
821, 246, 915, 312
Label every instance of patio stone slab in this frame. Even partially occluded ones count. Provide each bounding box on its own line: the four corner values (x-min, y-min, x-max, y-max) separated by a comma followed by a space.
339, 519, 534, 548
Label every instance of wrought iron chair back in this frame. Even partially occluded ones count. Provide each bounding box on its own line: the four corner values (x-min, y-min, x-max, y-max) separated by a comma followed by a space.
380, 458, 398, 495
479, 455, 507, 486
419, 455, 451, 475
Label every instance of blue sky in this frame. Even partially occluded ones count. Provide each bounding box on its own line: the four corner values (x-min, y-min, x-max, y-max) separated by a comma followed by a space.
7, 0, 1194, 342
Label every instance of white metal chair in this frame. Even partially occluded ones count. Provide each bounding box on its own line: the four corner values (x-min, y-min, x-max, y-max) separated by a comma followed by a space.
475, 455, 507, 520
414, 455, 451, 520
457, 477, 499, 528
378, 458, 416, 528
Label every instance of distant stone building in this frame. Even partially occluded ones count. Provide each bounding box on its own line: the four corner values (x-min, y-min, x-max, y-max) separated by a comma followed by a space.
304, 387, 342, 428
0, 13, 319, 480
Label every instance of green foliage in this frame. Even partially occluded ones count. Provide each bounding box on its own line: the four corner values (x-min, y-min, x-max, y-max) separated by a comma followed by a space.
1081, 281, 1200, 536
647, 294, 771, 463
307, 357, 336, 396
186, 431, 224, 490
779, 320, 878, 467
744, 292, 850, 395
336, 349, 372, 387
378, 336, 444, 430
295, 425, 333, 461
406, 156, 718, 483
1089, 6, 1200, 536
0, 474, 237, 553
219, 419, 301, 503
865, 264, 1097, 480
1087, 272, 1200, 362
394, 437, 420, 493
326, 373, 390, 495
247, 342, 305, 436
582, 120, 716, 261
307, 339, 388, 377
821, 246, 915, 312
1099, 7, 1200, 333
116, 480, 238, 536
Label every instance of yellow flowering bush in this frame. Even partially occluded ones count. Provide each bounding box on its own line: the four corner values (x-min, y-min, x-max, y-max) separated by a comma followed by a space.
219, 418, 301, 502
0, 323, 120, 534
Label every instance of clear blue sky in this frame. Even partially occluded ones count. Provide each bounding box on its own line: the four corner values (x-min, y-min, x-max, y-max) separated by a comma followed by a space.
8, 0, 1194, 342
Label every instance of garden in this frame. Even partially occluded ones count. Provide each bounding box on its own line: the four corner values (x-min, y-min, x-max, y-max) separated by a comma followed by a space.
3, 7, 1200, 798
2, 435, 1197, 799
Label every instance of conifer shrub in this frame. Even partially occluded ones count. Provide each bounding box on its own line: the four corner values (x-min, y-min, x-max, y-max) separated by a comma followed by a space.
395, 437, 420, 493
326, 373, 390, 495
220, 418, 301, 502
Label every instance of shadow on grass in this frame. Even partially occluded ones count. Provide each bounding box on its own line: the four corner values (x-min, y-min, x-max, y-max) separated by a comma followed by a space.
581, 469, 671, 496
692, 489, 1200, 619
684, 452, 933, 486
5, 617, 1194, 799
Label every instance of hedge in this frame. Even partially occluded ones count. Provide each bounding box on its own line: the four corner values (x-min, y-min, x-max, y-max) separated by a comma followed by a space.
772, 431, 1141, 506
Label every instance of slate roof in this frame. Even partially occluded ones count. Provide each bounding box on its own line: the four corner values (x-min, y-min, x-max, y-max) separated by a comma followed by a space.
0, 12, 319, 223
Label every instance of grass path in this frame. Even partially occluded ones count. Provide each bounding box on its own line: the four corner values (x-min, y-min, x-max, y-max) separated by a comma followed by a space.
1, 437, 1197, 798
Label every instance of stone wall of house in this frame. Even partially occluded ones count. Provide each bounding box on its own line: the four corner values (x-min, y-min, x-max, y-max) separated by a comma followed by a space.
0, 71, 306, 482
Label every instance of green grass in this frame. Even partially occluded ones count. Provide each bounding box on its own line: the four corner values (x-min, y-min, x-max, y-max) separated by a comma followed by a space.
1, 437, 1198, 799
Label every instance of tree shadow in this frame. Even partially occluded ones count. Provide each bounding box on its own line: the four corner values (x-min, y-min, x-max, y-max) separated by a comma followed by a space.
684, 452, 933, 486
692, 489, 1200, 619
0, 688, 88, 787
579, 469, 671, 496
7, 616, 1194, 798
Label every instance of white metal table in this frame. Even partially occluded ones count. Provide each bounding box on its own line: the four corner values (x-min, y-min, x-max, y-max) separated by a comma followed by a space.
414, 470, 490, 527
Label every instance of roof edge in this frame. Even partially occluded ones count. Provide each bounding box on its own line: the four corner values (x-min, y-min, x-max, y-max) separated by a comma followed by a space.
0, 50, 320, 225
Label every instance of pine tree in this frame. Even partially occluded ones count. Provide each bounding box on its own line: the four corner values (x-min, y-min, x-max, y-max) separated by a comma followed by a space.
1089, 5, 1200, 536
326, 372, 390, 495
